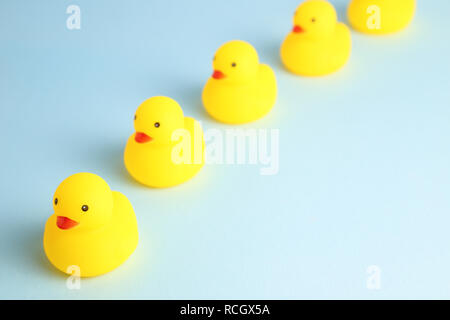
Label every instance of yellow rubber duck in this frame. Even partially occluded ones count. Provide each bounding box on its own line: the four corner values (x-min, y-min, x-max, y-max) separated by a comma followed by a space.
43, 173, 139, 277
202, 40, 277, 124
348, 0, 416, 35
124, 96, 204, 188
280, 0, 351, 76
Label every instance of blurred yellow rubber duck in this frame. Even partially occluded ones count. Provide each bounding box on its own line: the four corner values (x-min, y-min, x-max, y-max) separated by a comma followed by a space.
124, 96, 204, 188
202, 40, 277, 124
280, 0, 351, 76
43, 173, 139, 277
348, 0, 416, 35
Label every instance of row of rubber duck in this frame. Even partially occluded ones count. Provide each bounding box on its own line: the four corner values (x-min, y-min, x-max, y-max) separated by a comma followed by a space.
43, 0, 416, 277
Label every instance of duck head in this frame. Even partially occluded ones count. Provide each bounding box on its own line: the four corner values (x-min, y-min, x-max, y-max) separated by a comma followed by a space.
211, 40, 259, 84
133, 96, 185, 146
292, 0, 337, 38
52, 173, 113, 231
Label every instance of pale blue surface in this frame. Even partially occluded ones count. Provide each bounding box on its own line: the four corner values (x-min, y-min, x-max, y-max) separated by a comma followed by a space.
1, 0, 449, 299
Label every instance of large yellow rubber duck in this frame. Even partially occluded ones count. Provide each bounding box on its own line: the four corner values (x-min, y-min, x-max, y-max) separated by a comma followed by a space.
202, 40, 277, 124
43, 173, 139, 277
124, 96, 204, 188
348, 0, 416, 35
280, 0, 351, 76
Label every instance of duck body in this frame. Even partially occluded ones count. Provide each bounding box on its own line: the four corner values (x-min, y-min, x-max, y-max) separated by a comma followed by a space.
202, 64, 276, 124
124, 117, 204, 188
281, 0, 351, 77
281, 22, 351, 76
348, 0, 416, 35
124, 96, 204, 188
43, 173, 139, 277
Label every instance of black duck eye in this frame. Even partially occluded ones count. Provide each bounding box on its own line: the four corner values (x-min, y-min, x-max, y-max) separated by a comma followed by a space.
311, 18, 316, 23
154, 122, 160, 128
81, 205, 89, 212
134, 114, 137, 121
231, 62, 237, 67
54, 198, 58, 205
213, 55, 216, 61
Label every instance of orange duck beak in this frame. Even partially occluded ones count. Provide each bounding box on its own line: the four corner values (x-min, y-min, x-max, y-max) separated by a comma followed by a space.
212, 70, 226, 79
292, 25, 305, 33
135, 132, 152, 143
56, 216, 79, 230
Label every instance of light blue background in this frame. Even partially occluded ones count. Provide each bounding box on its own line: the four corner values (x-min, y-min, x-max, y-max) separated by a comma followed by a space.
1, 0, 449, 299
